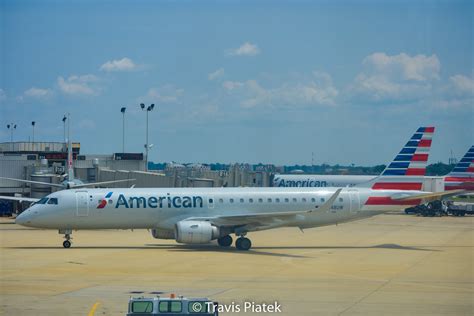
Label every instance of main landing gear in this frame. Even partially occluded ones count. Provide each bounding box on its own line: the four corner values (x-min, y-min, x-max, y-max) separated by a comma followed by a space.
235, 237, 252, 251
59, 229, 72, 248
217, 234, 252, 250
217, 235, 233, 247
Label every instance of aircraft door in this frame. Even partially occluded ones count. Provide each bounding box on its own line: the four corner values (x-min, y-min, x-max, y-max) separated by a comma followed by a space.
349, 190, 360, 213
75, 191, 89, 216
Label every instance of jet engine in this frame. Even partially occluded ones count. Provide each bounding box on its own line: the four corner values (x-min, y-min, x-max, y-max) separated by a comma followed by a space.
151, 229, 175, 240
175, 221, 220, 244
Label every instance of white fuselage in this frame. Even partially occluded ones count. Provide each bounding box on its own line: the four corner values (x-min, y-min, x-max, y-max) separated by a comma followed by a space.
16, 187, 421, 232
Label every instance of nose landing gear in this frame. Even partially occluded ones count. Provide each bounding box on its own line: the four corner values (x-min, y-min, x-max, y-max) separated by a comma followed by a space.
59, 229, 72, 248
63, 239, 71, 248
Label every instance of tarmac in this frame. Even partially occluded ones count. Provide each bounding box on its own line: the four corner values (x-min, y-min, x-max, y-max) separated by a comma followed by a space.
0, 213, 473, 315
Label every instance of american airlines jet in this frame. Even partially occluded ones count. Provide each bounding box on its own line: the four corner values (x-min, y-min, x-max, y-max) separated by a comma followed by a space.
14, 128, 465, 250
273, 127, 435, 188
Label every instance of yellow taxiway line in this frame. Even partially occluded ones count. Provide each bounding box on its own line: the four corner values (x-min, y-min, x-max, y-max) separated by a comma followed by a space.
87, 302, 100, 316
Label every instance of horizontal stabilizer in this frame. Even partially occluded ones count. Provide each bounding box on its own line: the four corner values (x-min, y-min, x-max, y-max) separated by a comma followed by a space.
0, 176, 64, 188
392, 189, 470, 202
72, 179, 136, 188
0, 195, 40, 202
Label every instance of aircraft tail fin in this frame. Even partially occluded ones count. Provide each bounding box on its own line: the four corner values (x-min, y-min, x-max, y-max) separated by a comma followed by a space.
359, 126, 435, 191
444, 145, 474, 190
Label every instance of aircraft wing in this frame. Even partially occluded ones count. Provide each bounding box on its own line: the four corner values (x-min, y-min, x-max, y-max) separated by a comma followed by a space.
72, 179, 136, 188
0, 195, 40, 202
0, 176, 64, 188
392, 189, 471, 202
186, 189, 342, 228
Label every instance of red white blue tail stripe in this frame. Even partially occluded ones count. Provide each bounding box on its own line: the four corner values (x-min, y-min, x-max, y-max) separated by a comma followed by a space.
444, 145, 474, 191
363, 127, 435, 209
380, 126, 434, 177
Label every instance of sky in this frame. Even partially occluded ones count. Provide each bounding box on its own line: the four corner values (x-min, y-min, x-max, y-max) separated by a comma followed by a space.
0, 0, 473, 166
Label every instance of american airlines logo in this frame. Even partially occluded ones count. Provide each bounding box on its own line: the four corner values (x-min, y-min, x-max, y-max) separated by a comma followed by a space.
115, 193, 204, 209
97, 192, 113, 209
274, 177, 328, 188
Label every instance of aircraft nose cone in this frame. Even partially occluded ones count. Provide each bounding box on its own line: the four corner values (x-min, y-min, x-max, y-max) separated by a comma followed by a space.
15, 211, 31, 226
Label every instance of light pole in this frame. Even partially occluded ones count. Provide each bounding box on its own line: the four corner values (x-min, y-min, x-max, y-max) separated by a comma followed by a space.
7, 123, 16, 151
140, 103, 155, 171
31, 121, 36, 151
62, 115, 67, 143
120, 107, 126, 154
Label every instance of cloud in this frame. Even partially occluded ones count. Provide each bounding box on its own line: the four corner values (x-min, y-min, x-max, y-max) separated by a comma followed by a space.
100, 57, 137, 72
57, 74, 99, 95
223, 72, 338, 108
222, 80, 244, 90
448, 74, 474, 96
363, 52, 440, 81
349, 52, 440, 102
139, 85, 184, 104
227, 42, 260, 56
23, 87, 53, 99
208, 68, 225, 80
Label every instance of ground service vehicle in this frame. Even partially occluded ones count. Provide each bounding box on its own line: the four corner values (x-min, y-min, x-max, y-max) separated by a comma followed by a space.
127, 295, 218, 316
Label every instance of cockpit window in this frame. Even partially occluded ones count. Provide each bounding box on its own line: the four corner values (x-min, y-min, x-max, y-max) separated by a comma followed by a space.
47, 198, 58, 205
37, 197, 49, 204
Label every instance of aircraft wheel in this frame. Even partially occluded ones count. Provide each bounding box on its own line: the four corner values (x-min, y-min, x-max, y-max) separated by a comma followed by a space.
217, 235, 233, 247
236, 237, 251, 251
63, 240, 71, 248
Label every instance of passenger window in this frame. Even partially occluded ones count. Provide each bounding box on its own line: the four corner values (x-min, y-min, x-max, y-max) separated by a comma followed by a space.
311, 198, 316, 202
284, 198, 289, 203
249, 198, 253, 203
292, 198, 297, 202
321, 198, 325, 202
240, 198, 244, 203
208, 198, 213, 204
339, 198, 343, 202
218, 198, 224, 203
302, 198, 307, 202
258, 198, 263, 203
276, 198, 280, 203
267, 198, 272, 202
230, 198, 234, 203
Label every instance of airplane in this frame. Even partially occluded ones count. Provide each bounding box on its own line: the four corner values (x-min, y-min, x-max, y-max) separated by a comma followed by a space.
15, 127, 465, 250
273, 127, 435, 188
